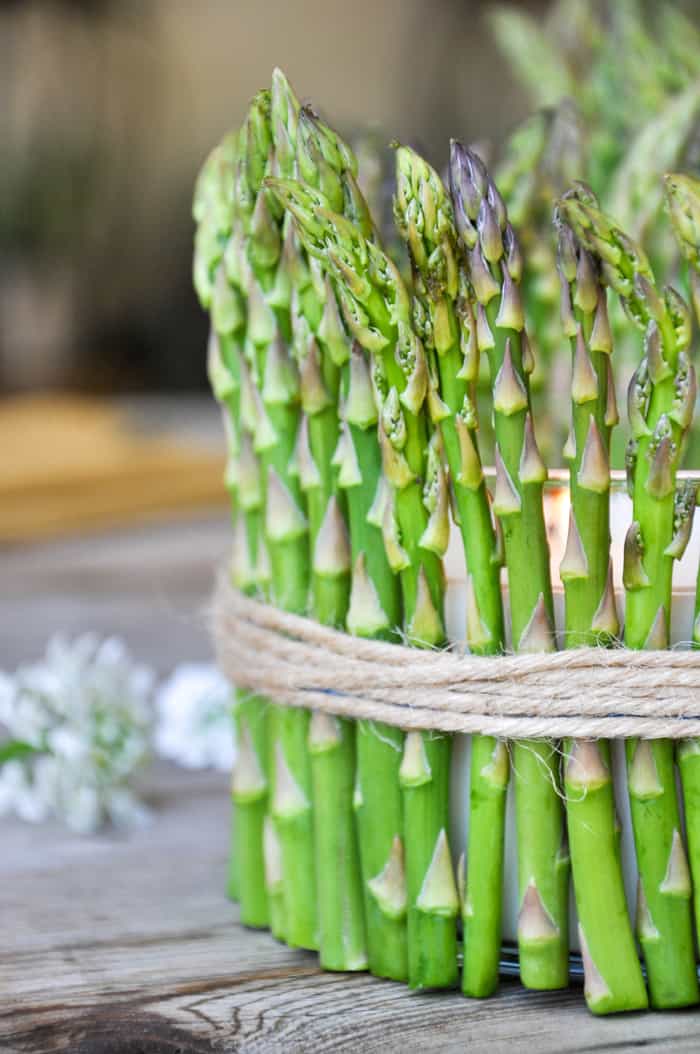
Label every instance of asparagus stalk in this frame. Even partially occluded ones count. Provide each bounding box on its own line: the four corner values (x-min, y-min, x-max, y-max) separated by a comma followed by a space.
279, 187, 459, 988
450, 143, 569, 991
561, 188, 698, 1009
267, 133, 411, 978
268, 150, 410, 979
215, 307, 271, 931
235, 83, 318, 951
294, 313, 367, 970
393, 145, 508, 997
665, 173, 700, 332
496, 102, 586, 463
218, 146, 295, 937
288, 114, 370, 971
343, 340, 407, 979
299, 111, 408, 979
194, 136, 272, 921
665, 171, 700, 952
210, 149, 274, 930
554, 197, 647, 1013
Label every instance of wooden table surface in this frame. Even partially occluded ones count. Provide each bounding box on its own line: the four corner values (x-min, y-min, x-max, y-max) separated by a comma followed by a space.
2, 518, 699, 1052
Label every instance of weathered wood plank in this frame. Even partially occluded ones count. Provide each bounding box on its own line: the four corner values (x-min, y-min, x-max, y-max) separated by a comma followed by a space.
2, 762, 699, 1054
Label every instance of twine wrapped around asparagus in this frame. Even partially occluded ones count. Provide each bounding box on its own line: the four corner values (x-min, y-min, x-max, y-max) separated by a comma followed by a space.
212, 578, 700, 740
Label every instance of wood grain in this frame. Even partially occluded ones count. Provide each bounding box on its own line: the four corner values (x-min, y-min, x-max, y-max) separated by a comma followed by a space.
2, 762, 699, 1054
2, 521, 700, 1052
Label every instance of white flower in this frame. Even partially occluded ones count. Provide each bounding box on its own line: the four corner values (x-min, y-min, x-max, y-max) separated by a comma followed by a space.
155, 664, 235, 771
0, 635, 154, 833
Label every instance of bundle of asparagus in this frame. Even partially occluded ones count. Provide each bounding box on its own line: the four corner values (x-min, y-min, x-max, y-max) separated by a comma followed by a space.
195, 65, 700, 1017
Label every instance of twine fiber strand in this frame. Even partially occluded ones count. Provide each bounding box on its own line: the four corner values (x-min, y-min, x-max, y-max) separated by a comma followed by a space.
212, 573, 700, 739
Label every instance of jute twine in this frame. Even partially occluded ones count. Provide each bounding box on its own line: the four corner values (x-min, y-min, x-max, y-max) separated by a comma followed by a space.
212, 572, 700, 739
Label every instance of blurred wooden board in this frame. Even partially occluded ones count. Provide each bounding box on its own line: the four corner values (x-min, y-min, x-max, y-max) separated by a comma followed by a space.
0, 395, 227, 541
2, 521, 699, 1052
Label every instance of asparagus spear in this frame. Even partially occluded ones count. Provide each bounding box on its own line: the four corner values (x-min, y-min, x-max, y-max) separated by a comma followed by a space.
277, 185, 459, 988
331, 133, 410, 982
393, 145, 508, 997
665, 170, 700, 953
268, 143, 410, 979
342, 339, 408, 980
235, 84, 318, 951
496, 102, 586, 463
554, 196, 647, 1013
194, 135, 270, 919
665, 172, 700, 329
285, 102, 369, 971
450, 142, 570, 991
269, 165, 409, 982
561, 188, 698, 1009
214, 272, 272, 931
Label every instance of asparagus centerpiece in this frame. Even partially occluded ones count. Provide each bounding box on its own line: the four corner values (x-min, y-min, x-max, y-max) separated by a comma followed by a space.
450, 142, 570, 991
392, 145, 508, 997
555, 189, 647, 1014
562, 190, 698, 1009
195, 58, 700, 1018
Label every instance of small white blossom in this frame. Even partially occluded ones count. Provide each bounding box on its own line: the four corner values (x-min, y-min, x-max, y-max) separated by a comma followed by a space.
155, 664, 235, 771
0, 634, 154, 833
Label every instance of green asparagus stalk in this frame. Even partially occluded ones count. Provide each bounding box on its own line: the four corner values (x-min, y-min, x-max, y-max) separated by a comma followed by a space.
194, 135, 273, 923
210, 152, 273, 929
329, 127, 410, 983
497, 102, 585, 463
561, 187, 698, 1009
342, 340, 407, 979
294, 315, 366, 970
665, 173, 700, 331
269, 111, 411, 980
214, 310, 271, 931
320, 108, 413, 979
268, 100, 367, 971
393, 144, 508, 997
268, 153, 411, 980
450, 142, 569, 991
236, 83, 318, 951
218, 152, 293, 937
276, 184, 459, 989
664, 170, 700, 953
554, 198, 647, 1013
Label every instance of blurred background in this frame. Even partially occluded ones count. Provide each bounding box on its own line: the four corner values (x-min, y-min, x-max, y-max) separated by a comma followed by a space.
0, 0, 550, 560
3, 0, 700, 654
7, 0, 700, 538
0, 0, 540, 398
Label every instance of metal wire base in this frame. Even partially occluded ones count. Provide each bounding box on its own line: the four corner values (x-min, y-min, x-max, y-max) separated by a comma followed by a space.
490, 945, 700, 982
